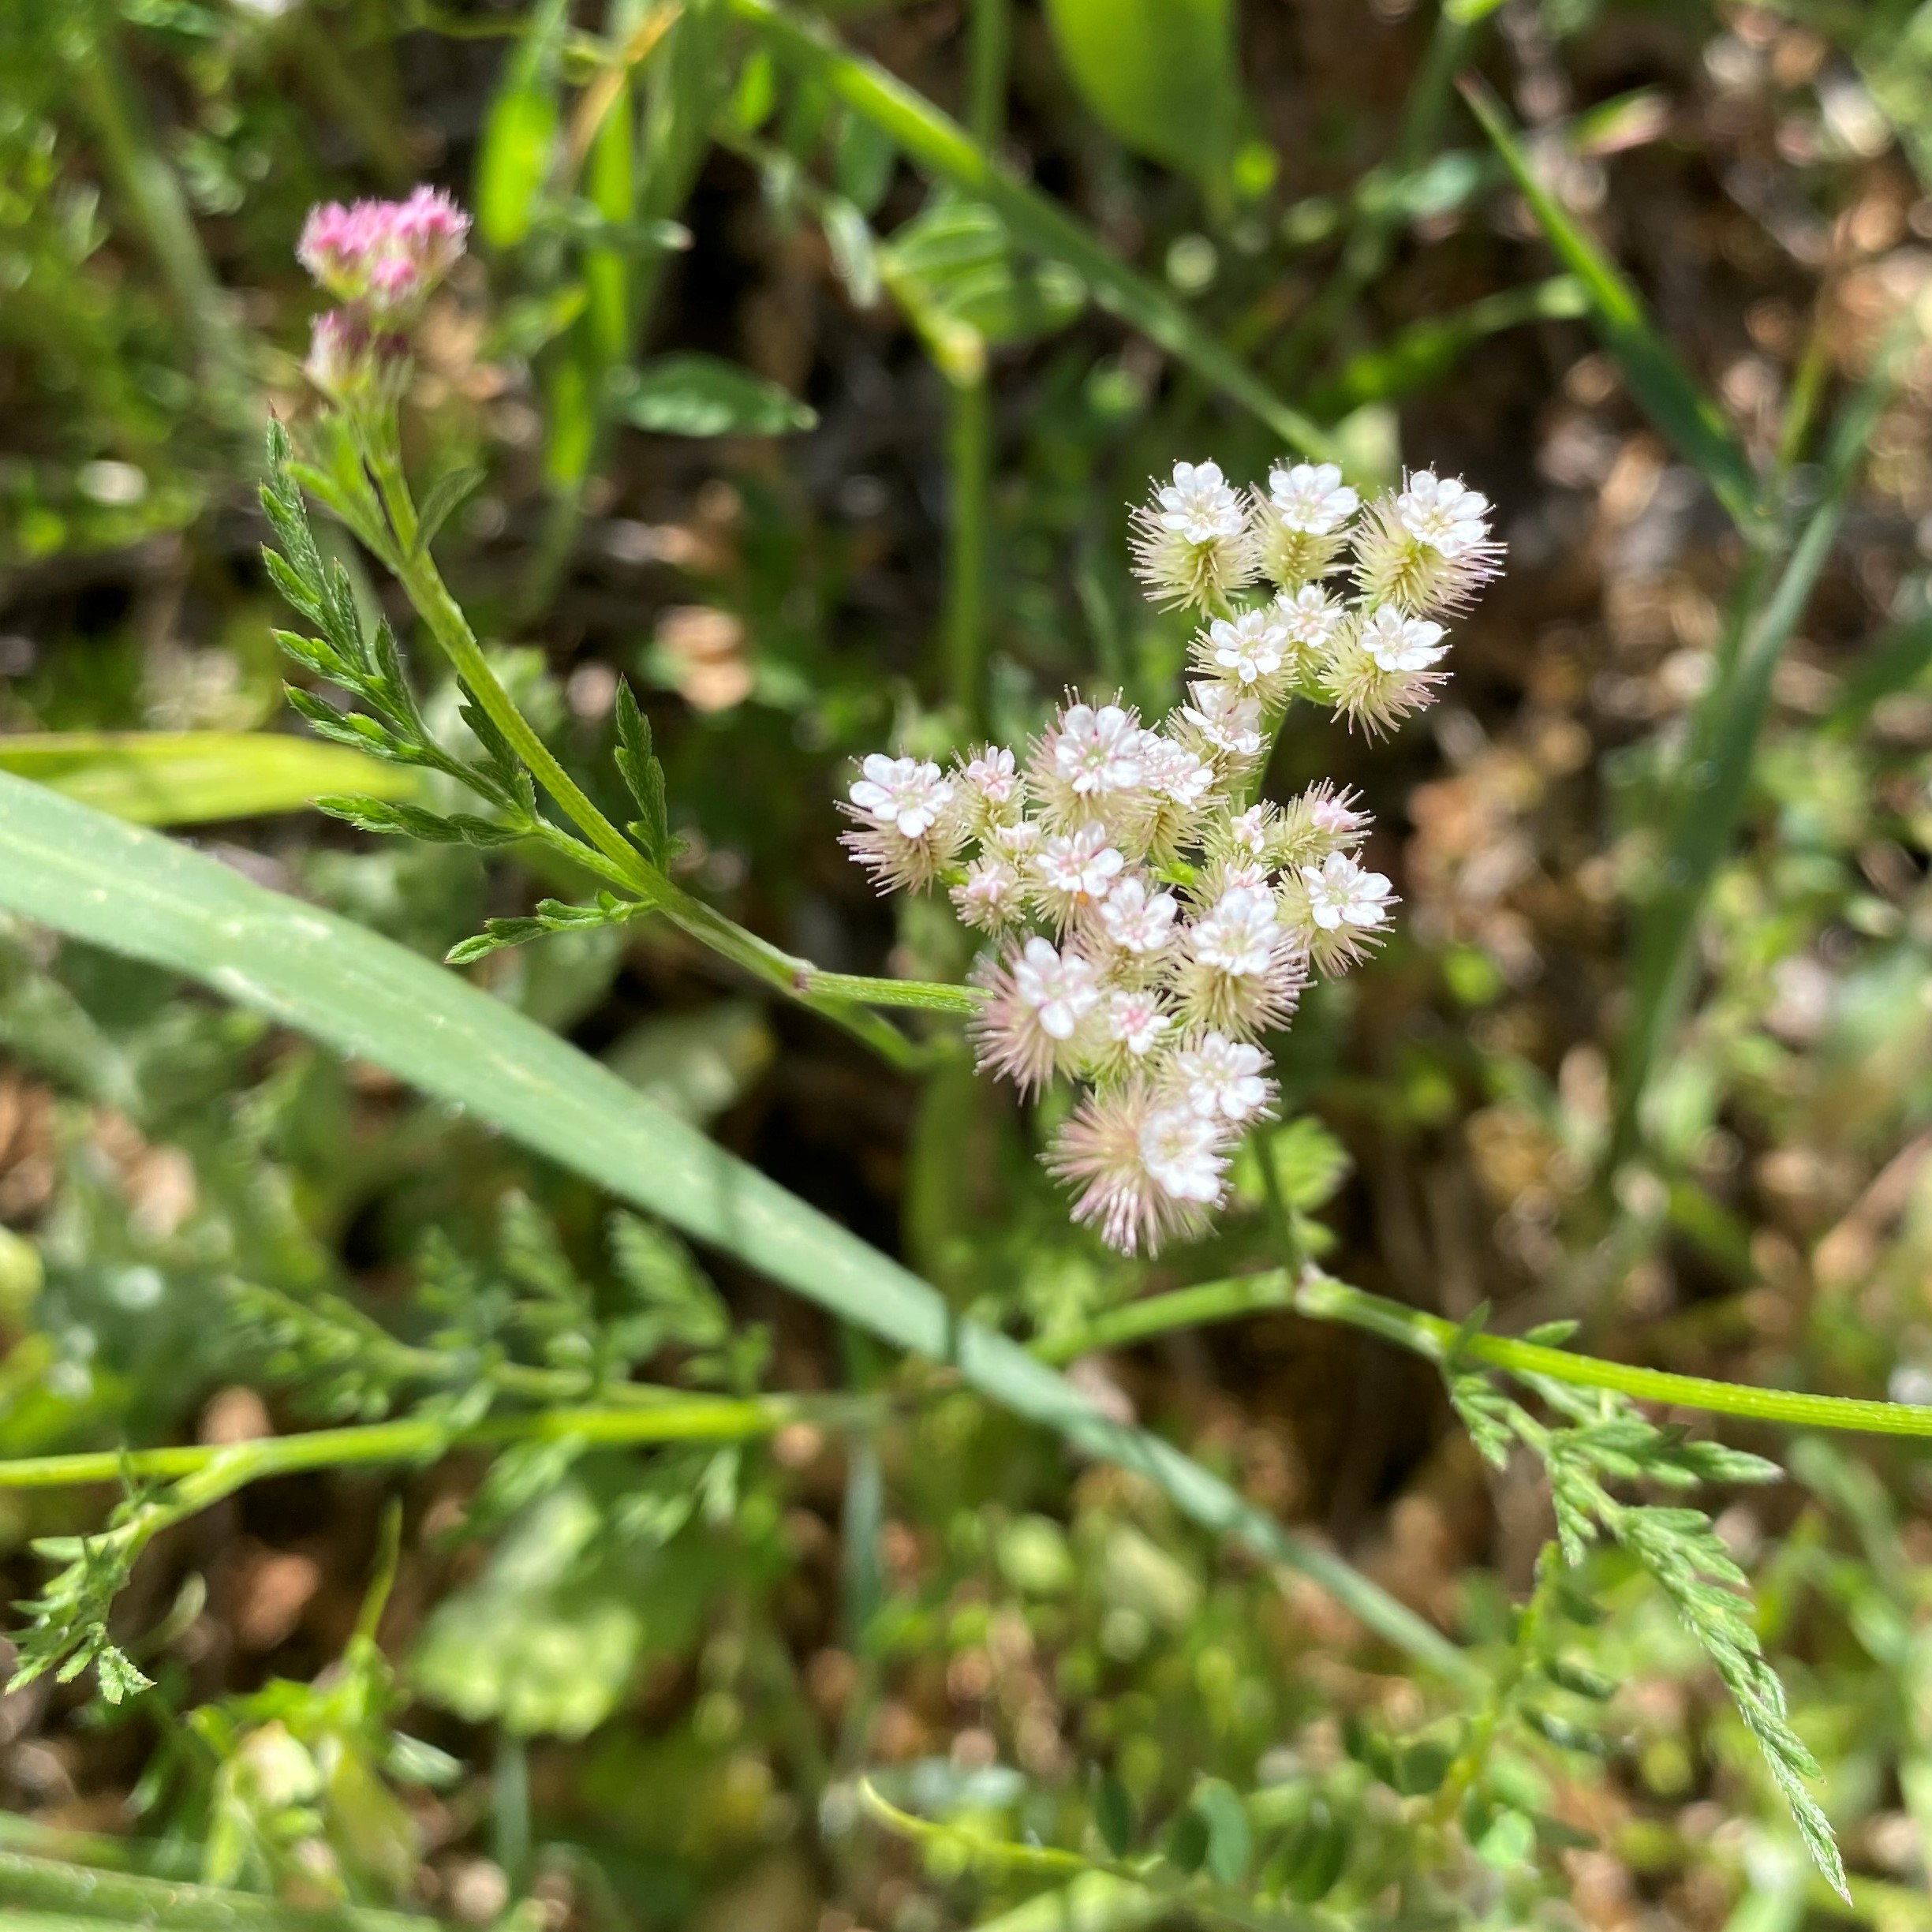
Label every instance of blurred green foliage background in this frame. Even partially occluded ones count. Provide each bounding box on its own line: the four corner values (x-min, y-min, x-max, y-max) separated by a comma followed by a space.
8, 0, 1932, 1927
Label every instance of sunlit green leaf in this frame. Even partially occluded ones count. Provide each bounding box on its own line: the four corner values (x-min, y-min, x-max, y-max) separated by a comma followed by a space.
1043, 0, 1243, 190
612, 353, 817, 435
0, 732, 417, 828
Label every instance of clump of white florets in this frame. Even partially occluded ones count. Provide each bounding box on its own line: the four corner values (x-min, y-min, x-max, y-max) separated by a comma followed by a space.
839, 456, 1501, 1255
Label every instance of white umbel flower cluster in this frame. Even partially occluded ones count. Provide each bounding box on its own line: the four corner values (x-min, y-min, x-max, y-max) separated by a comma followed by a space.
839, 455, 1501, 1255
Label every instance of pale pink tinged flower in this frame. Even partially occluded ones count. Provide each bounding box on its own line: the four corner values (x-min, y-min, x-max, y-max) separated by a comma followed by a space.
303, 308, 409, 405
1302, 852, 1393, 932
1052, 701, 1145, 798
1130, 462, 1254, 611
1177, 681, 1264, 764
1226, 805, 1272, 861
971, 936, 1099, 1094
1157, 460, 1246, 543
1097, 875, 1179, 956
1352, 472, 1502, 616
1319, 616, 1445, 737
959, 743, 1022, 822
297, 186, 469, 318
1190, 885, 1284, 978
1276, 584, 1345, 660
1306, 783, 1369, 841
1102, 987, 1173, 1059
1283, 851, 1396, 973
1139, 1104, 1229, 1206
1177, 885, 1306, 1036
1360, 606, 1448, 675
1046, 1083, 1226, 1255
1033, 821, 1127, 925
848, 753, 955, 838
1138, 733, 1216, 812
1014, 936, 1101, 1041
1397, 470, 1491, 558
1171, 1030, 1276, 1126
951, 856, 1026, 933
989, 818, 1042, 862
1276, 780, 1371, 869
1200, 608, 1291, 696
1268, 462, 1358, 536
1198, 858, 1271, 900
839, 753, 963, 891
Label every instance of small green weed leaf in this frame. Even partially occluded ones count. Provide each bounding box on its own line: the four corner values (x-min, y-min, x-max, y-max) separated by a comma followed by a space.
884, 200, 1084, 369
1164, 1804, 1209, 1876
411, 465, 485, 557
1309, 276, 1585, 417
1192, 1778, 1250, 1885
614, 354, 817, 436
612, 678, 671, 868
1275, 1805, 1350, 1903
411, 1482, 643, 1738
1044, 0, 1243, 191
488, 283, 591, 361
833, 107, 896, 215
602, 1002, 775, 1129
1459, 77, 1761, 533
314, 796, 523, 847
1093, 1773, 1135, 1859
1474, 1807, 1536, 1870
444, 895, 635, 969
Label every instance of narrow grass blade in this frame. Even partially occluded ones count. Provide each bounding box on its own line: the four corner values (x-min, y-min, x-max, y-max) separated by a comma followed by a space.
0, 1847, 428, 1930
1616, 316, 1920, 1152
0, 732, 418, 828
1306, 275, 1585, 417
0, 772, 1472, 1687
1459, 76, 1763, 536
729, 0, 1338, 464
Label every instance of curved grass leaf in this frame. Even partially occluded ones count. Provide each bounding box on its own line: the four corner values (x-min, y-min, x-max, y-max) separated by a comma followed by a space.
1459, 77, 1762, 536
0, 732, 418, 828
0, 771, 1471, 1691
473, 0, 569, 250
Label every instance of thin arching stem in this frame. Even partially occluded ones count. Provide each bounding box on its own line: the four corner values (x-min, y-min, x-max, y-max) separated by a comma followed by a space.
1036, 1265, 1932, 1439
357, 440, 979, 1067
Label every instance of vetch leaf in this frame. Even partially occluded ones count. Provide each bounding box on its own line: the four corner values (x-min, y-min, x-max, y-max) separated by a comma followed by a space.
1191, 1779, 1250, 1885
1093, 1773, 1134, 1859
0, 772, 1474, 1691
612, 354, 817, 436
1043, 0, 1243, 192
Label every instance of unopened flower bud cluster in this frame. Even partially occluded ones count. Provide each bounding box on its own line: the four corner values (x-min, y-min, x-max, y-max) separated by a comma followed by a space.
297, 186, 469, 406
842, 458, 1501, 1256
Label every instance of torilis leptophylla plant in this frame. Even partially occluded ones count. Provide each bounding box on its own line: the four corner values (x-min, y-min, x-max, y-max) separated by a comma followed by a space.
841, 458, 1502, 1256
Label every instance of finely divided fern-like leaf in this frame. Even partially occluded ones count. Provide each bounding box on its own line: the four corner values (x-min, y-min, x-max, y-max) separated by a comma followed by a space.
1444, 1357, 1846, 1896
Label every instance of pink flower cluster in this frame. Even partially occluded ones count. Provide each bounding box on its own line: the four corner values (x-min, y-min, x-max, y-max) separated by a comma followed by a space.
296, 186, 469, 403
839, 454, 1502, 1256
838, 455, 1499, 1267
